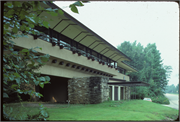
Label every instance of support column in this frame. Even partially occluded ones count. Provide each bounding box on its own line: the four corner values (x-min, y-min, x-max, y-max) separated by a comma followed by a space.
135, 86, 136, 100
112, 85, 114, 101
133, 86, 135, 100
128, 87, 130, 100
130, 87, 131, 101
123, 87, 125, 100
118, 86, 120, 100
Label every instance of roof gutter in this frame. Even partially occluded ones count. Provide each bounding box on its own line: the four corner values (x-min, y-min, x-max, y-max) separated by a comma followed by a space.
46, 1, 133, 62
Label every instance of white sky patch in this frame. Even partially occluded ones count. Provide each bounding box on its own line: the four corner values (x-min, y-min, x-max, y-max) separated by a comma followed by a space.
54, 1, 179, 86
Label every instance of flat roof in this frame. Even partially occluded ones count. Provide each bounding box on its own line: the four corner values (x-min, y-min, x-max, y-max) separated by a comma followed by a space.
108, 81, 150, 87
109, 78, 126, 82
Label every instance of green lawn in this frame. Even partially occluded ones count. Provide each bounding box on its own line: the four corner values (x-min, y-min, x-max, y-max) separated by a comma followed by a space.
3, 100, 179, 121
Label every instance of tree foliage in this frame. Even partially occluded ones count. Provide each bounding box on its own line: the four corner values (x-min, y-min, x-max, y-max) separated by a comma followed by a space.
3, 1, 87, 120
117, 41, 172, 99
165, 84, 179, 94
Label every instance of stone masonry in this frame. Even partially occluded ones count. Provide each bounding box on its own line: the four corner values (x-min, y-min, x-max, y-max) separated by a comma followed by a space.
125, 86, 131, 100
68, 76, 109, 104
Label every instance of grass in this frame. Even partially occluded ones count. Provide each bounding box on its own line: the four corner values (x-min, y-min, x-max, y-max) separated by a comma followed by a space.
3, 100, 179, 121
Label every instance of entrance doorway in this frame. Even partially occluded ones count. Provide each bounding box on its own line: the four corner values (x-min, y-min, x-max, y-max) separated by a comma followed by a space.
35, 75, 69, 103
109, 86, 112, 100
121, 87, 124, 100
114, 87, 118, 100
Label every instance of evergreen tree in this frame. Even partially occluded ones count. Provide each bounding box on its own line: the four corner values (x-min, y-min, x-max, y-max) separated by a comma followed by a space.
117, 41, 172, 98
165, 84, 178, 93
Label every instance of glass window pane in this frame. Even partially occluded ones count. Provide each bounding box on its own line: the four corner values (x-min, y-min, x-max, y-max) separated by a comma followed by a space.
92, 51, 98, 61
60, 41, 70, 50
72, 41, 76, 48
51, 30, 58, 44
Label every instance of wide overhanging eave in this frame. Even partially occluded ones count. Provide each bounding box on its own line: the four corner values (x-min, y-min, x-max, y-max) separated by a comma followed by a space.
45, 1, 132, 62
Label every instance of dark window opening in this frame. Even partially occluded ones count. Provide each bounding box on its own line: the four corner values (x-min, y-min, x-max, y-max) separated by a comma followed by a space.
117, 66, 126, 74
102, 56, 107, 64
33, 25, 120, 71
78, 43, 86, 56
92, 51, 98, 61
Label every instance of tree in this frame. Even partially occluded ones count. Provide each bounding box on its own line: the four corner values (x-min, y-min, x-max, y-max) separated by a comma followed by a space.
3, 1, 87, 120
165, 84, 179, 94
117, 41, 172, 99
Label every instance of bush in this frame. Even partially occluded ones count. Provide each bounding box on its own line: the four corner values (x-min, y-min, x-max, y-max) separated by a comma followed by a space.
151, 95, 170, 105
3, 103, 49, 120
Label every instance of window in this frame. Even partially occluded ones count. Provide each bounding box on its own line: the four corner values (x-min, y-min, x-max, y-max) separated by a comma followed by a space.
92, 51, 98, 61
86, 48, 91, 57
107, 58, 111, 66
51, 29, 58, 45
102, 56, 107, 64
34, 26, 50, 42
78, 44, 86, 56
71, 41, 76, 49
117, 67, 126, 74
114, 62, 117, 68
78, 44, 84, 51
51, 30, 58, 41
59, 34, 71, 50
33, 25, 118, 69
124, 69, 126, 75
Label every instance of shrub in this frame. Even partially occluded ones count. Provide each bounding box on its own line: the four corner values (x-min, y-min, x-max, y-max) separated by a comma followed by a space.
3, 104, 49, 120
151, 95, 170, 105
27, 104, 49, 120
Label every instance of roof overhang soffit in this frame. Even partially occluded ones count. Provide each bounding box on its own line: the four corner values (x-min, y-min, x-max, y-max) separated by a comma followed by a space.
39, 2, 132, 62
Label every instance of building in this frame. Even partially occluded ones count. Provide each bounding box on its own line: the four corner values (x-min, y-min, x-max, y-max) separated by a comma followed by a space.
11, 2, 149, 104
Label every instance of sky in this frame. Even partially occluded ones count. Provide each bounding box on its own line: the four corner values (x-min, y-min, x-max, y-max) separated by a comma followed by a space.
54, 1, 179, 86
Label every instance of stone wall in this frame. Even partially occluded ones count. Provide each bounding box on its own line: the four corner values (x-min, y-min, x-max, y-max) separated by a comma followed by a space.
68, 76, 109, 104
68, 77, 90, 104
125, 86, 131, 100
100, 77, 109, 102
